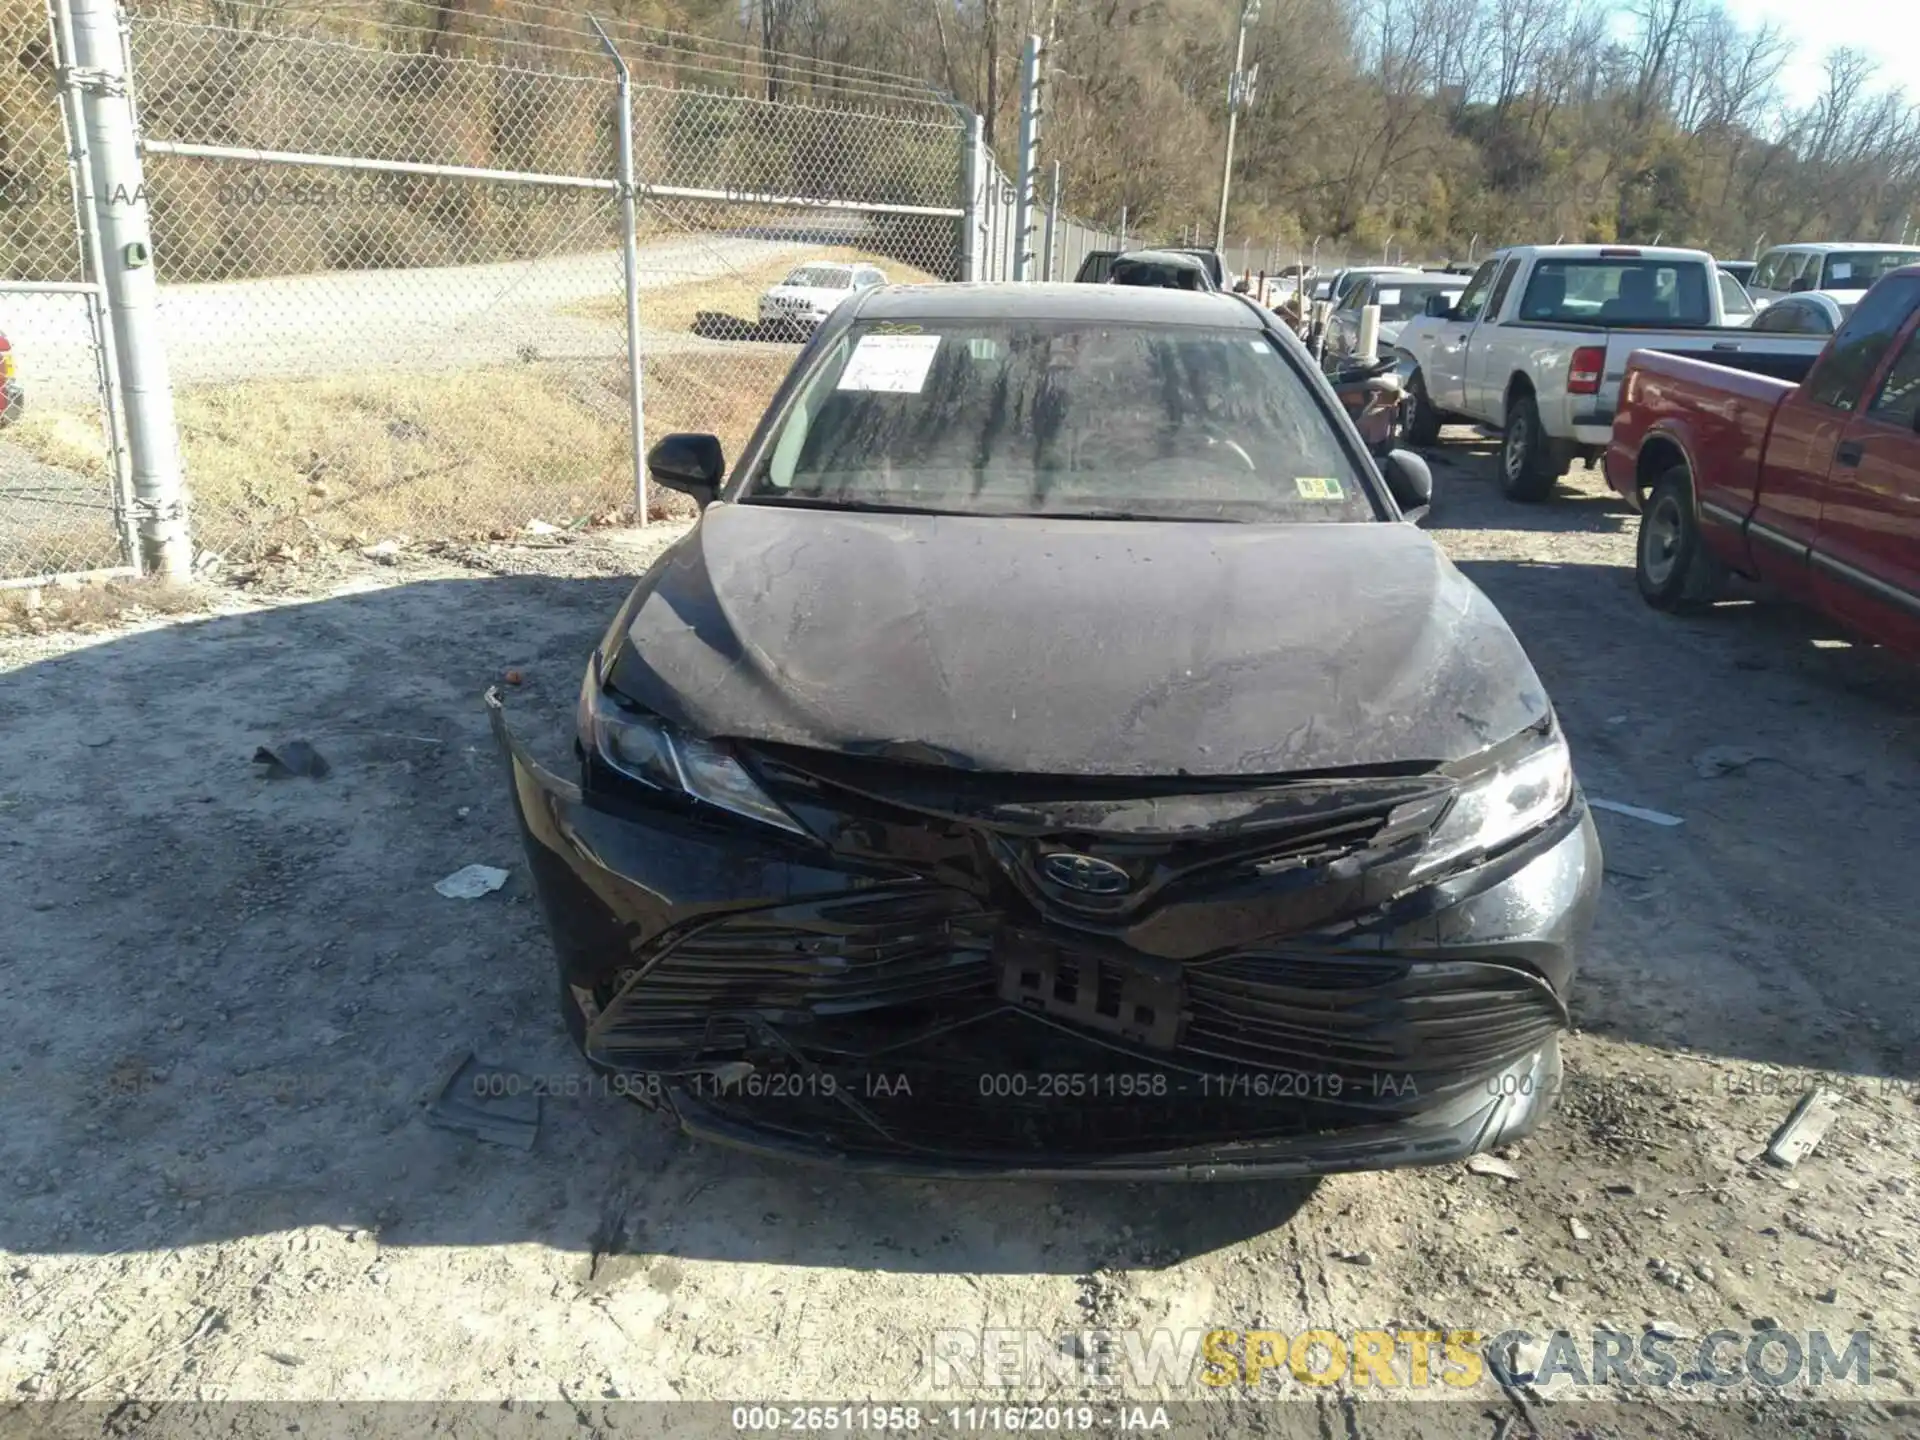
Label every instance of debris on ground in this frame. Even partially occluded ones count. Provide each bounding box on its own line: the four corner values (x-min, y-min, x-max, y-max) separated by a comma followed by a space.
422, 1049, 540, 1150
252, 740, 330, 779
525, 520, 562, 536
434, 864, 509, 899
1466, 1154, 1521, 1180
1590, 798, 1684, 826
360, 540, 402, 563
1568, 1218, 1592, 1241
1691, 745, 1770, 779
1766, 1087, 1843, 1168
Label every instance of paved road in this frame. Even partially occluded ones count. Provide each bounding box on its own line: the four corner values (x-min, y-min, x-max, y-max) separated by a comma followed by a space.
3, 225, 843, 403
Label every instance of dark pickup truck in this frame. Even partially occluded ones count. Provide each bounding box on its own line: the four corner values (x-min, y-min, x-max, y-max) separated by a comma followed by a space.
1604, 265, 1920, 657
1076, 248, 1226, 290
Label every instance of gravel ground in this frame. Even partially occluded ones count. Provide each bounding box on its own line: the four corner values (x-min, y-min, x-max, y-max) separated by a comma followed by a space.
2, 438, 1916, 1435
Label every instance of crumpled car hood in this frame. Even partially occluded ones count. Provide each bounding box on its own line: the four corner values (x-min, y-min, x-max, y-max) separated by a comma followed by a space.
607, 504, 1549, 777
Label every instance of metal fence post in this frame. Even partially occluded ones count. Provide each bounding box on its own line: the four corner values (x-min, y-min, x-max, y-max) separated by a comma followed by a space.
64, 0, 188, 578
46, 0, 135, 568
1043, 162, 1060, 282
960, 112, 984, 282
1013, 35, 1041, 281
590, 17, 647, 526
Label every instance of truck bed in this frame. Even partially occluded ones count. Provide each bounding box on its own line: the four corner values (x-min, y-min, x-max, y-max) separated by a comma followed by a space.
1602, 349, 1797, 513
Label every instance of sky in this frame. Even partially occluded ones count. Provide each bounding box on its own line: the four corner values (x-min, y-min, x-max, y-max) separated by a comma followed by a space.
1722, 0, 1920, 108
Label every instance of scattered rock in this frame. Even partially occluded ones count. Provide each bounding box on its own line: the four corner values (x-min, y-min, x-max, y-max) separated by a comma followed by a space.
1569, 1218, 1592, 1241
434, 864, 509, 900
253, 740, 330, 780
1816, 1288, 1839, 1304
1466, 1154, 1520, 1181
1336, 1250, 1374, 1267
1691, 745, 1769, 779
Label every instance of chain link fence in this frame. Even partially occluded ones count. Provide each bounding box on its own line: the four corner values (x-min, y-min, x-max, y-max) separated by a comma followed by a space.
1, 0, 977, 578
0, 2, 129, 581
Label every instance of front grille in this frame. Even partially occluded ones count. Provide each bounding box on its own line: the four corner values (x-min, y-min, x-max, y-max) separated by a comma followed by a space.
584, 887, 999, 1069
742, 742, 1451, 921
582, 747, 1549, 1160
591, 894, 1564, 1157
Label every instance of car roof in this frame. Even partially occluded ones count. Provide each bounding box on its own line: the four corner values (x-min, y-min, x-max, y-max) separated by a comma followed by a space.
853, 283, 1265, 327
1114, 249, 1208, 270
789, 260, 861, 271
1499, 244, 1713, 261
1766, 242, 1920, 253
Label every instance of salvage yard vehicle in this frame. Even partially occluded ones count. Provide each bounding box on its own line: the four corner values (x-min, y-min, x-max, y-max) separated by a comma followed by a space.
1605, 266, 1920, 655
1074, 248, 1225, 289
758, 261, 886, 333
1749, 291, 1857, 336
491, 282, 1602, 1179
1744, 242, 1920, 307
0, 330, 21, 427
1320, 273, 1466, 370
1106, 250, 1217, 291
1393, 244, 1828, 499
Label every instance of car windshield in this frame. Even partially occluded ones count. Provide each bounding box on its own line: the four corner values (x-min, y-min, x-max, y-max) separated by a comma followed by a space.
741, 319, 1377, 523
786, 266, 852, 289
1517, 259, 1713, 327
1819, 251, 1919, 290
1376, 282, 1461, 321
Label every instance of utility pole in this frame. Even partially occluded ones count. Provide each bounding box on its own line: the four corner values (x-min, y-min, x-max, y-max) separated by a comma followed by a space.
1214, 0, 1259, 250
65, 0, 190, 578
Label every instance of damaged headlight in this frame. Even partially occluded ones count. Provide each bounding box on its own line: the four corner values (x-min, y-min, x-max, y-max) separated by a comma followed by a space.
589, 690, 807, 836
1412, 728, 1574, 877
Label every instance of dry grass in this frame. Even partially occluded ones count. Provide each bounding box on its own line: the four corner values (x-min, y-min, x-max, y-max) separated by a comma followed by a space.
0, 576, 213, 636
9, 350, 798, 563
574, 248, 937, 335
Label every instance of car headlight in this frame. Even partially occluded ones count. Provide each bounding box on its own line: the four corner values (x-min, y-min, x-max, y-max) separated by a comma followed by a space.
589, 690, 807, 836
1412, 728, 1574, 877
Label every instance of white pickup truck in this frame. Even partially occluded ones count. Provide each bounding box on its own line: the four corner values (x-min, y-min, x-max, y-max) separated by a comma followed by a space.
1392, 244, 1828, 500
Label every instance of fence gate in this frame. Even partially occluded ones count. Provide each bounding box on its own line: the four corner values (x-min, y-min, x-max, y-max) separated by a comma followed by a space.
0, 0, 131, 584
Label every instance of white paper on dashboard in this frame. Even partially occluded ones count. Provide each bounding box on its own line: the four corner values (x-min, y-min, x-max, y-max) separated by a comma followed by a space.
837, 334, 943, 393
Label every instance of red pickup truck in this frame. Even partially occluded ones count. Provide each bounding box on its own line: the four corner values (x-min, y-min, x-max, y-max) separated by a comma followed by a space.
1604, 266, 1920, 657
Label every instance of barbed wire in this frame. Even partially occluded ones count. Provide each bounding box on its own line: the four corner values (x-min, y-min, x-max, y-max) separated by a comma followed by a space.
125, 0, 956, 108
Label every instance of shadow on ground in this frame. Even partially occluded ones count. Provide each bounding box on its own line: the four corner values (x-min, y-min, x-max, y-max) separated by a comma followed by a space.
0, 573, 1318, 1269
1, 515, 1915, 1265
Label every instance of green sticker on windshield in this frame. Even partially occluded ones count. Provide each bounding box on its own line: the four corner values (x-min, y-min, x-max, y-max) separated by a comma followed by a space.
1295, 476, 1344, 500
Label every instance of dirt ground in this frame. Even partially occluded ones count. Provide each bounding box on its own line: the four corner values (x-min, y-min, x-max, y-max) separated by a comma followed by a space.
2, 438, 1917, 1435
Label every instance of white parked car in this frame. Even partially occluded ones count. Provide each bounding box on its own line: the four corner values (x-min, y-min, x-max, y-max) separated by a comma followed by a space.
1321, 273, 1467, 368
758, 261, 887, 331
1745, 242, 1920, 307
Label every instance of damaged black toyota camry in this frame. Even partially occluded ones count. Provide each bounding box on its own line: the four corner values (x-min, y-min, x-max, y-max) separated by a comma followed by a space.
490, 283, 1601, 1179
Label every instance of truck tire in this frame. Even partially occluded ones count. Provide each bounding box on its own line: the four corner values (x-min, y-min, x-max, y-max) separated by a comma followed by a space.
1498, 390, 1558, 501
1405, 370, 1443, 446
1637, 465, 1723, 611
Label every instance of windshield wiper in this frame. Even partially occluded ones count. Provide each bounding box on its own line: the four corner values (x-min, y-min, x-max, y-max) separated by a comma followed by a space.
741, 494, 961, 517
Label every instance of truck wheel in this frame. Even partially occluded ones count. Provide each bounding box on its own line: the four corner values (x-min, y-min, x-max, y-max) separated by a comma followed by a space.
1498, 390, 1557, 501
1405, 371, 1443, 446
1637, 466, 1723, 611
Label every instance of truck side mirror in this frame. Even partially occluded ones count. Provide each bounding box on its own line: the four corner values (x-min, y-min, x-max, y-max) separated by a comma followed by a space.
1424, 293, 1454, 319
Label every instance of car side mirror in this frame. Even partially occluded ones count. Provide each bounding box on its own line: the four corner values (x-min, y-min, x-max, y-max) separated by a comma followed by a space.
1382, 448, 1433, 520
1789, 277, 1815, 294
1424, 293, 1454, 319
646, 433, 724, 507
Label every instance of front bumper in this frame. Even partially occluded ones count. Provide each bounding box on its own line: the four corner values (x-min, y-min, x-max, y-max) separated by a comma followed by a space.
489, 695, 1601, 1179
